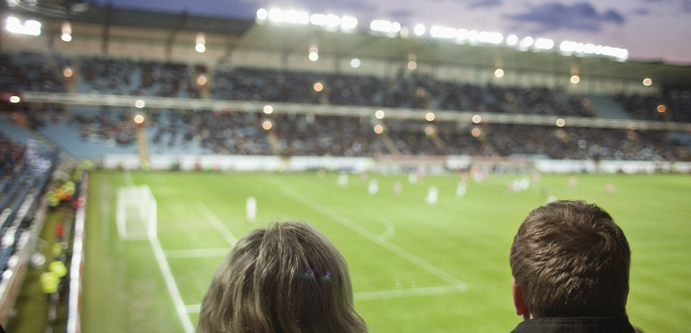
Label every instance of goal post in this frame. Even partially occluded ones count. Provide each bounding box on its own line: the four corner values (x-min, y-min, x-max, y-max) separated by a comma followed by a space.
116, 185, 157, 240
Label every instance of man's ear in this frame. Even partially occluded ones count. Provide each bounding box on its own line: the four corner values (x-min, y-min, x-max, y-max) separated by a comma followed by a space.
512, 277, 530, 319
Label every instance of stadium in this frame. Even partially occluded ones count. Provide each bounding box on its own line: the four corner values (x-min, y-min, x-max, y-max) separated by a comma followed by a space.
0, 0, 690, 332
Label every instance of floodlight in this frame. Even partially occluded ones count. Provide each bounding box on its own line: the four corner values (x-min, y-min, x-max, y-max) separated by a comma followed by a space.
262, 120, 273, 130
256, 8, 268, 20
506, 34, 518, 46
325, 14, 340, 28
570, 75, 580, 84
340, 16, 358, 30
350, 58, 361, 68
471, 127, 481, 137
195, 44, 206, 53
479, 31, 502, 44
9, 96, 20, 103
643, 78, 652, 86
309, 52, 319, 61
556, 119, 565, 127
134, 114, 145, 124
408, 61, 417, 70
310, 13, 326, 25
263, 105, 274, 114
472, 115, 482, 123
391, 22, 401, 33
374, 124, 384, 134
495, 69, 504, 77
534, 38, 554, 50
63, 67, 73, 78
6, 16, 42, 36
657, 105, 666, 113
375, 110, 385, 119
197, 75, 208, 86
61, 33, 72, 42
520, 36, 534, 48
135, 100, 145, 108
425, 112, 435, 121
456, 29, 470, 42
430, 26, 456, 39
313, 82, 323, 92
414, 24, 425, 36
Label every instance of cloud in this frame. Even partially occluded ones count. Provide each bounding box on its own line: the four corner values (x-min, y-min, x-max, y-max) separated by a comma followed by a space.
632, 7, 652, 15
506, 2, 626, 33
388, 9, 414, 19
468, 0, 502, 8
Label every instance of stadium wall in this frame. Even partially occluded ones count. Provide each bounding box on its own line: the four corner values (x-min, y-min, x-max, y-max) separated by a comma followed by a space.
102, 154, 691, 174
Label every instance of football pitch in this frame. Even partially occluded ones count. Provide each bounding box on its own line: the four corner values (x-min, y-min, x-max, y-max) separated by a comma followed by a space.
82, 171, 691, 333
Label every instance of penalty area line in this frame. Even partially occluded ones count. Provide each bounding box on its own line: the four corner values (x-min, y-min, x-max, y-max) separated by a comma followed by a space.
165, 248, 232, 259
150, 236, 195, 333
197, 203, 238, 246
281, 187, 468, 291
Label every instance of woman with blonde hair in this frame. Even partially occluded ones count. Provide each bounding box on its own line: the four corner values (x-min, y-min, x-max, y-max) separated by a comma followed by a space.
197, 220, 367, 333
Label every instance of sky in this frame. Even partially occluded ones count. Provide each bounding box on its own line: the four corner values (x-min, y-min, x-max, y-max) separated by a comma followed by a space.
95, 0, 691, 64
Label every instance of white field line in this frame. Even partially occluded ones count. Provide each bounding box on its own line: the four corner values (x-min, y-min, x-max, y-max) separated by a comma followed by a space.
165, 248, 232, 259
124, 171, 135, 187
197, 203, 238, 246
281, 187, 468, 291
150, 236, 195, 333
186, 304, 201, 314
374, 215, 396, 240
354, 284, 468, 301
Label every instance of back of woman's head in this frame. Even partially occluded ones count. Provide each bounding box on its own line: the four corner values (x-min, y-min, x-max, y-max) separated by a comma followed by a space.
197, 221, 367, 333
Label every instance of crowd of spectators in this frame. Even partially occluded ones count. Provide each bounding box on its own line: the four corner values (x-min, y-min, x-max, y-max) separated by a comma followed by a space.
0, 132, 26, 181
212, 68, 596, 117
0, 53, 64, 93
79, 58, 201, 98
70, 107, 138, 145
615, 90, 691, 123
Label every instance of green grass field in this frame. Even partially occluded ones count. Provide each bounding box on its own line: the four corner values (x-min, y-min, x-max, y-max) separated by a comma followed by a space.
82, 171, 691, 333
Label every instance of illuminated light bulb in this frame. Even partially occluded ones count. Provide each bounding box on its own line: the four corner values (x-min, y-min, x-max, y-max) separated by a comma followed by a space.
63, 67, 73, 78
134, 114, 145, 124
195, 44, 206, 53
471, 128, 481, 137
495, 69, 504, 78
135, 100, 145, 108
657, 105, 666, 113
408, 61, 417, 70
642, 78, 652, 86
256, 8, 268, 20
61, 33, 72, 42
414, 24, 426, 36
309, 52, 319, 61
506, 34, 518, 45
472, 115, 482, 123
262, 120, 273, 130
313, 82, 323, 92
570, 75, 580, 84
350, 58, 361, 68
9, 96, 20, 103
375, 110, 385, 119
197, 75, 208, 86
263, 105, 274, 114
556, 119, 566, 127
425, 112, 435, 121
374, 124, 384, 134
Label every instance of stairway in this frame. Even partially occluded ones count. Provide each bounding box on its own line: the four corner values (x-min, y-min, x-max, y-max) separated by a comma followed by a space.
587, 95, 632, 120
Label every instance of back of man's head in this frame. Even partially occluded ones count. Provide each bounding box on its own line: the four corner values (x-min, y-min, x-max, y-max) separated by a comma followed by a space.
510, 200, 631, 318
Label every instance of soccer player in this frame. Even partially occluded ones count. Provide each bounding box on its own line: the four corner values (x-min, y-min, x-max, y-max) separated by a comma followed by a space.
246, 196, 257, 223
509, 200, 639, 333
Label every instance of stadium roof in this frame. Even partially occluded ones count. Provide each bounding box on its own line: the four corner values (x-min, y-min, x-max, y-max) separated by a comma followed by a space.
4, 2, 691, 90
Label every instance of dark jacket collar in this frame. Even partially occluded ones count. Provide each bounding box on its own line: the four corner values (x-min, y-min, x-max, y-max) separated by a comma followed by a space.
510, 316, 636, 333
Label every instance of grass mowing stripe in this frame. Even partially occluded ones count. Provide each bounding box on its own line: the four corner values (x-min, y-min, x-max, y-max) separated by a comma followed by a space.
197, 203, 238, 246
282, 187, 468, 291
354, 284, 469, 301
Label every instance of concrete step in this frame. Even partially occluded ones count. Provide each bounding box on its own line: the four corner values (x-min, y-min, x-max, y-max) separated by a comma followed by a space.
588, 95, 632, 120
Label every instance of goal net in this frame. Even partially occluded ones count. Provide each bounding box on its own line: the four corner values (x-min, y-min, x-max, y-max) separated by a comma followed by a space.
116, 185, 157, 240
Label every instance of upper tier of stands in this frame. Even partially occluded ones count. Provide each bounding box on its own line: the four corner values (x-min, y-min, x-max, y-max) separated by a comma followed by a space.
1, 52, 688, 121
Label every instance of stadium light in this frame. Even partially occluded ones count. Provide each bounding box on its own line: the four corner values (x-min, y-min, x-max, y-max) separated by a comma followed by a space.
534, 38, 554, 50
657, 105, 666, 113
519, 36, 534, 49
263, 105, 274, 114
134, 114, 145, 124
61, 21, 72, 42
268, 9, 309, 25
478, 31, 503, 44
425, 125, 435, 136
63, 67, 73, 78
370, 20, 401, 35
262, 120, 273, 130
374, 124, 384, 134
9, 96, 20, 103
309, 52, 319, 61
325, 14, 340, 28
556, 119, 566, 127
196, 33, 205, 53
643, 78, 652, 86
506, 34, 518, 46
468, 30, 480, 43
197, 75, 208, 86
61, 34, 72, 42
135, 100, 145, 108
310, 13, 326, 25
471, 127, 481, 137
472, 114, 482, 123
559, 41, 628, 61
5, 17, 41, 36
313, 82, 323, 92
340, 16, 358, 30
414, 24, 426, 36
408, 61, 417, 70
425, 112, 435, 121
375, 110, 385, 119
256, 8, 268, 21
350, 58, 361, 68
430, 26, 457, 39
570, 75, 580, 84
195, 44, 206, 53
495, 69, 504, 78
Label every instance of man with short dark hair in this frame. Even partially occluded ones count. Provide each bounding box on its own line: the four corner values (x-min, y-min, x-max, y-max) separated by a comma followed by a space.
509, 200, 637, 332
